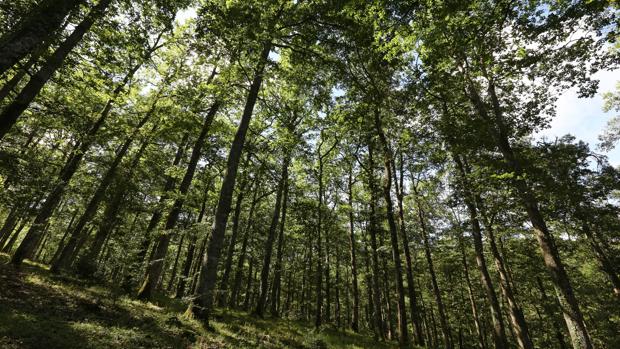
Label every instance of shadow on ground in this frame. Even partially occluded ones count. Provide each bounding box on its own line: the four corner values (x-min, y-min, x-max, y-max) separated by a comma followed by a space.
0, 254, 403, 349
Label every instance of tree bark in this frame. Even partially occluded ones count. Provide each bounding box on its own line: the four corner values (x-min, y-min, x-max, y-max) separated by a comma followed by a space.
230, 184, 261, 307
135, 133, 190, 274
217, 175, 250, 306
254, 157, 288, 317
2, 220, 27, 253
50, 108, 153, 272
366, 141, 385, 340
10, 58, 138, 266
270, 163, 290, 317
373, 109, 409, 347
468, 79, 593, 349
137, 101, 220, 300
0, 40, 50, 104
458, 229, 487, 349
536, 276, 569, 349
0, 209, 18, 245
453, 155, 509, 349
580, 220, 620, 297
166, 233, 185, 293
347, 166, 361, 332
0, 0, 83, 75
0, 0, 113, 139
189, 42, 271, 325
393, 151, 424, 345
415, 194, 452, 349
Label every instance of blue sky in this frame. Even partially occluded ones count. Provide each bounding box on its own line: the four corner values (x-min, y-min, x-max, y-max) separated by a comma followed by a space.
537, 69, 620, 167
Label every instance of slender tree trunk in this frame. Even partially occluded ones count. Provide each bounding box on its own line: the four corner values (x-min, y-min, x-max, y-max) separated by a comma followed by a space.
347, 167, 360, 332
270, 164, 290, 317
452, 155, 509, 349
458, 228, 487, 349
243, 257, 255, 311
335, 246, 341, 328
255, 156, 288, 317
468, 79, 593, 349
580, 220, 620, 297
373, 109, 409, 346
366, 143, 385, 340
0, 209, 18, 245
218, 176, 250, 306
166, 233, 185, 293
0, 0, 113, 139
10, 58, 139, 266
137, 101, 220, 300
190, 42, 271, 325
49, 210, 78, 265
0, 36, 52, 104
393, 151, 424, 345
230, 186, 260, 307
381, 241, 395, 340
416, 197, 452, 349
176, 233, 197, 298
2, 220, 27, 252
315, 152, 325, 327
78, 136, 151, 272
536, 276, 569, 349
0, 0, 83, 75
51, 110, 153, 272
135, 133, 190, 273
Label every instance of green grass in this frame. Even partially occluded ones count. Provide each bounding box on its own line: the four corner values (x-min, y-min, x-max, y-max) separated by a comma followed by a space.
0, 254, 402, 349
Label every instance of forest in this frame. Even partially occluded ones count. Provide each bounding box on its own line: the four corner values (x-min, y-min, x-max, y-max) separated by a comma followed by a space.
0, 0, 619, 348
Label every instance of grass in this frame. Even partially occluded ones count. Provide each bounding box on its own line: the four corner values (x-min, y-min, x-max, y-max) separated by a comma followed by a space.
0, 254, 402, 349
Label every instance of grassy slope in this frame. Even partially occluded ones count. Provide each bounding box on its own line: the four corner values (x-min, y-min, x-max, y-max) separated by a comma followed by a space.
0, 254, 400, 349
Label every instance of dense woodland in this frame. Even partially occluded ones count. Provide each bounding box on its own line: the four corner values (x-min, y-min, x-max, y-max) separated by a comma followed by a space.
1, 1, 619, 348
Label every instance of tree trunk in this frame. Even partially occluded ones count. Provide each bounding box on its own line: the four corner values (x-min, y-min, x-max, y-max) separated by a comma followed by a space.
458, 229, 487, 349
347, 166, 360, 332
10, 57, 139, 266
218, 176, 250, 306
452, 155, 509, 349
393, 151, 424, 345
580, 220, 620, 297
51, 109, 153, 273
176, 233, 196, 298
468, 79, 593, 349
0, 0, 113, 139
416, 198, 452, 349
77, 132, 152, 273
166, 233, 185, 293
373, 109, 409, 346
49, 210, 78, 265
230, 185, 261, 307
135, 132, 190, 273
2, 220, 27, 253
536, 276, 569, 349
366, 142, 385, 340
315, 152, 325, 328
0, 0, 83, 75
137, 101, 220, 300
255, 156, 288, 317
270, 163, 290, 317
190, 42, 271, 325
243, 258, 256, 311
0, 209, 19, 245
0, 36, 52, 104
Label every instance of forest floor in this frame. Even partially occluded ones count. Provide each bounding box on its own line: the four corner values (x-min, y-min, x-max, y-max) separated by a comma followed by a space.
0, 254, 400, 349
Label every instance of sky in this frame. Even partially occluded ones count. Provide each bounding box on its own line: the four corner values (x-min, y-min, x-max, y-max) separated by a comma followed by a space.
537, 69, 620, 167
174, 8, 620, 167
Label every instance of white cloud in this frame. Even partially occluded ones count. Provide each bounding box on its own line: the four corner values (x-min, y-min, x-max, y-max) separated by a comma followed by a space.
536, 69, 620, 167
